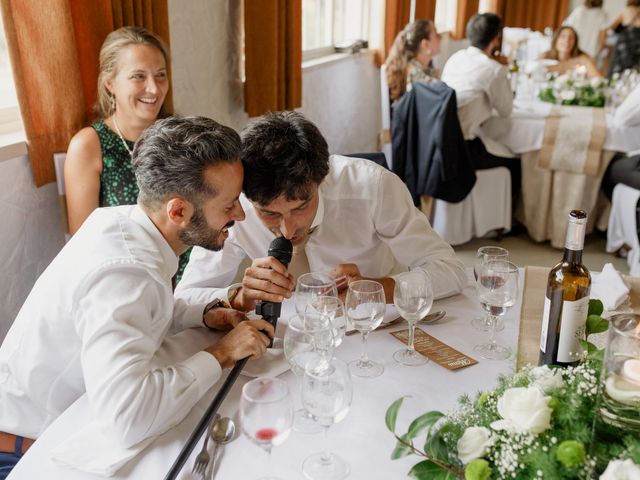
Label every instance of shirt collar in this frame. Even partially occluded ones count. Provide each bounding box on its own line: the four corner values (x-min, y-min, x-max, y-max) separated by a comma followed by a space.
310, 187, 324, 231
130, 205, 179, 277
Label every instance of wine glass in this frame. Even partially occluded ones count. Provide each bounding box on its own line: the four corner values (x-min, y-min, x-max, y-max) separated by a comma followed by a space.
301, 357, 353, 480
305, 295, 347, 347
239, 377, 294, 480
295, 272, 338, 316
392, 270, 433, 366
472, 246, 509, 332
283, 313, 334, 433
345, 280, 386, 378
475, 260, 519, 360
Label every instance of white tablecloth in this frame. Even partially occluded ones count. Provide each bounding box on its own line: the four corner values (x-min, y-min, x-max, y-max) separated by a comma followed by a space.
9, 272, 521, 480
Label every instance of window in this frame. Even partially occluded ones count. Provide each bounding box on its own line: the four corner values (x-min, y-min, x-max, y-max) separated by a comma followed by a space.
0, 10, 23, 137
435, 0, 458, 34
302, 0, 382, 60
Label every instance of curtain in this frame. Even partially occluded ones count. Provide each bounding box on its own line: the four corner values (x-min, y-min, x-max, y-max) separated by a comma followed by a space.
244, 0, 302, 118
497, 0, 570, 32
0, 0, 171, 187
454, 0, 480, 39
383, 0, 437, 61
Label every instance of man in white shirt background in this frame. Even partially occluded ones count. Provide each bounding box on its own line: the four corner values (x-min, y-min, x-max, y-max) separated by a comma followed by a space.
176, 111, 467, 309
0, 116, 274, 478
441, 13, 521, 202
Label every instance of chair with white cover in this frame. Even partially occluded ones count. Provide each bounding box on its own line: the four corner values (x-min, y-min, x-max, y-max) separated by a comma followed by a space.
53, 152, 71, 242
607, 183, 640, 276
380, 65, 512, 245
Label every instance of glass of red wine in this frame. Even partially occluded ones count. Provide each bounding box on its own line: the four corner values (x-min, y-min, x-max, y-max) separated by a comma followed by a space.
472, 246, 509, 332
240, 377, 294, 480
475, 260, 519, 360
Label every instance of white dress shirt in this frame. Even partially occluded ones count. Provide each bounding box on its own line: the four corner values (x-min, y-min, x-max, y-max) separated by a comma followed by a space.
563, 5, 608, 58
441, 46, 514, 158
0, 205, 221, 445
176, 155, 467, 304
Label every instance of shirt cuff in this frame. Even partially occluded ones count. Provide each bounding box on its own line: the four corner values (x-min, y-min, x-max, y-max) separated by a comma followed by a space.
181, 302, 211, 330
182, 351, 223, 397
224, 283, 242, 304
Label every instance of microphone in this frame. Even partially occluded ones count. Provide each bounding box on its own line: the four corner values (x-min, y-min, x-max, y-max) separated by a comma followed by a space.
255, 237, 293, 338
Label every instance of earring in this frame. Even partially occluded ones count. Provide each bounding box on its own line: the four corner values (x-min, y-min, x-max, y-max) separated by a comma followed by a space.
110, 95, 116, 113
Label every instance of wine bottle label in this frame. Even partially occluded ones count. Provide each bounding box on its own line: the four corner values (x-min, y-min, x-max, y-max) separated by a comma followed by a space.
556, 296, 589, 363
540, 296, 551, 353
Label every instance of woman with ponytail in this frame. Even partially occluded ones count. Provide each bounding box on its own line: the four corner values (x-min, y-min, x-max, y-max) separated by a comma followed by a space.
384, 19, 441, 102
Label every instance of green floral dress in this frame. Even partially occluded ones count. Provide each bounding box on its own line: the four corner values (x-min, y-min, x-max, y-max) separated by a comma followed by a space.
92, 120, 191, 285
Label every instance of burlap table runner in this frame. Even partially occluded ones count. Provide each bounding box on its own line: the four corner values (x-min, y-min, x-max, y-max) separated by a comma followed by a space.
517, 266, 640, 370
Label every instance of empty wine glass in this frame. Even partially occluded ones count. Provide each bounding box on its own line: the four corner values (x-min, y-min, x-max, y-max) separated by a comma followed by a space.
301, 357, 353, 480
345, 280, 386, 378
239, 377, 294, 480
295, 272, 338, 316
305, 295, 347, 347
393, 270, 433, 366
283, 313, 334, 433
472, 246, 509, 332
475, 260, 519, 360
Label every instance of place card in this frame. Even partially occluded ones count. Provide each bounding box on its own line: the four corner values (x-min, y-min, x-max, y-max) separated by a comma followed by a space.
390, 328, 478, 370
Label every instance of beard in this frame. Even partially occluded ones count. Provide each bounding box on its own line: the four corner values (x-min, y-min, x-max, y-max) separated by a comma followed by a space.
179, 207, 234, 252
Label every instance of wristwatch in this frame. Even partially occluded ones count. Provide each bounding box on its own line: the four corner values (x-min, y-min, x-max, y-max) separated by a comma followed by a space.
202, 298, 230, 330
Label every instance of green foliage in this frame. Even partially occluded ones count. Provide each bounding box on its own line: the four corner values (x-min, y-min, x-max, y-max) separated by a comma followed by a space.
556, 440, 586, 467
465, 459, 492, 480
588, 299, 604, 317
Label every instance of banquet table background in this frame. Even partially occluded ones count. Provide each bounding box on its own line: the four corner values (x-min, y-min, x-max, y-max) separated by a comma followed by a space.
8, 271, 522, 480
483, 99, 640, 248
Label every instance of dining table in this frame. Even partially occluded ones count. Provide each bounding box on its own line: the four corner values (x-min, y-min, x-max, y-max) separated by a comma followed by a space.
8, 269, 527, 480
482, 97, 640, 249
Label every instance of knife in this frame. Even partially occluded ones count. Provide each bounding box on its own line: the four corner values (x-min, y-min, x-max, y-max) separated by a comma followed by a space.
344, 310, 446, 336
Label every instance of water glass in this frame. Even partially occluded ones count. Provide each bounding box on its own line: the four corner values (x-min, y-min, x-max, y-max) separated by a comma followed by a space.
295, 272, 338, 316
472, 246, 509, 332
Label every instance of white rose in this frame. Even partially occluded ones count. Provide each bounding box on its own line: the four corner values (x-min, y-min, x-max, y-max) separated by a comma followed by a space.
457, 426, 493, 464
590, 77, 604, 89
490, 387, 552, 434
600, 459, 640, 480
530, 365, 564, 393
556, 74, 570, 85
561, 89, 576, 101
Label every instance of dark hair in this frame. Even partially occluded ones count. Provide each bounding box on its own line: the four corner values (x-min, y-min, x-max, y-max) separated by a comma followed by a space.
466, 13, 503, 50
628, 0, 640, 7
585, 0, 603, 7
542, 26, 583, 60
132, 116, 241, 210
241, 111, 330, 205
96, 26, 170, 119
384, 19, 435, 102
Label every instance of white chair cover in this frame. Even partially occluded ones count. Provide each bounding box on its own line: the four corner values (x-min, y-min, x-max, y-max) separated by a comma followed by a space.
607, 183, 640, 276
431, 167, 512, 246
53, 152, 70, 242
380, 64, 392, 168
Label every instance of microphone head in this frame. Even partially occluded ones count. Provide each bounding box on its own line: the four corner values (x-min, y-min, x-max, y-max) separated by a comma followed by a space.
268, 237, 293, 268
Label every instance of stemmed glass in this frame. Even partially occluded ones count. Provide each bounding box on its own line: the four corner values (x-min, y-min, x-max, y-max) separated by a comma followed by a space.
301, 357, 353, 480
305, 296, 347, 347
392, 270, 433, 366
345, 280, 386, 378
239, 377, 294, 480
475, 260, 519, 360
472, 246, 509, 332
295, 272, 338, 316
283, 313, 334, 433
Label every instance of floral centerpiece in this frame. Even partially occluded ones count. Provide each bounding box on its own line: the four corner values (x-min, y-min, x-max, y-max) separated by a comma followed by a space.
538, 74, 606, 107
386, 300, 640, 479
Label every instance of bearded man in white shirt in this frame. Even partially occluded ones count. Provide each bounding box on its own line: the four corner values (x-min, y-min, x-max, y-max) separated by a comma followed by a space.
0, 116, 274, 476
441, 13, 521, 201
176, 111, 467, 310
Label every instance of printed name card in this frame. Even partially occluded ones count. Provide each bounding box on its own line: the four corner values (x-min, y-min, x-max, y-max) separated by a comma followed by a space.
390, 328, 478, 370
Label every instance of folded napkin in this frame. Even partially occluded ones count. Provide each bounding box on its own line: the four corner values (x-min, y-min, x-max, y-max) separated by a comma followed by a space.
591, 263, 630, 311
50, 420, 154, 476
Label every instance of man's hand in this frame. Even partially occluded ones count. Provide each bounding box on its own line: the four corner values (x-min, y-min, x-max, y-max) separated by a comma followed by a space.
492, 52, 509, 65
332, 263, 395, 303
232, 256, 295, 311
205, 319, 275, 368
203, 307, 247, 330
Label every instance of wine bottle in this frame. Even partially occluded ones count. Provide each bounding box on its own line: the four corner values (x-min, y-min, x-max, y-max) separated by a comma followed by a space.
539, 210, 591, 367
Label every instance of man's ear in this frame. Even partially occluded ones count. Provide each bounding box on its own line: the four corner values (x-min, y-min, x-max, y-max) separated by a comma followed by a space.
166, 197, 193, 228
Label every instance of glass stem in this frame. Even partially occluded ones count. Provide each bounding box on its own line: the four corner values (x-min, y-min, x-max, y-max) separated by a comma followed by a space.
407, 319, 416, 352
487, 314, 498, 349
360, 331, 370, 363
320, 425, 332, 464
483, 313, 492, 327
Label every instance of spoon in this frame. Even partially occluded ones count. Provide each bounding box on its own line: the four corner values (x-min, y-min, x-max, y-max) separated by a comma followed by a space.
345, 310, 446, 336
208, 417, 236, 479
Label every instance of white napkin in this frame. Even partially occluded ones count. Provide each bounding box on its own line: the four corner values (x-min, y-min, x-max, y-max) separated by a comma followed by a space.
49, 420, 154, 476
591, 263, 630, 311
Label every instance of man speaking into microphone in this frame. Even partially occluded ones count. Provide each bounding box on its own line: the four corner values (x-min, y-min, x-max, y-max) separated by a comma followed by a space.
176, 111, 466, 309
